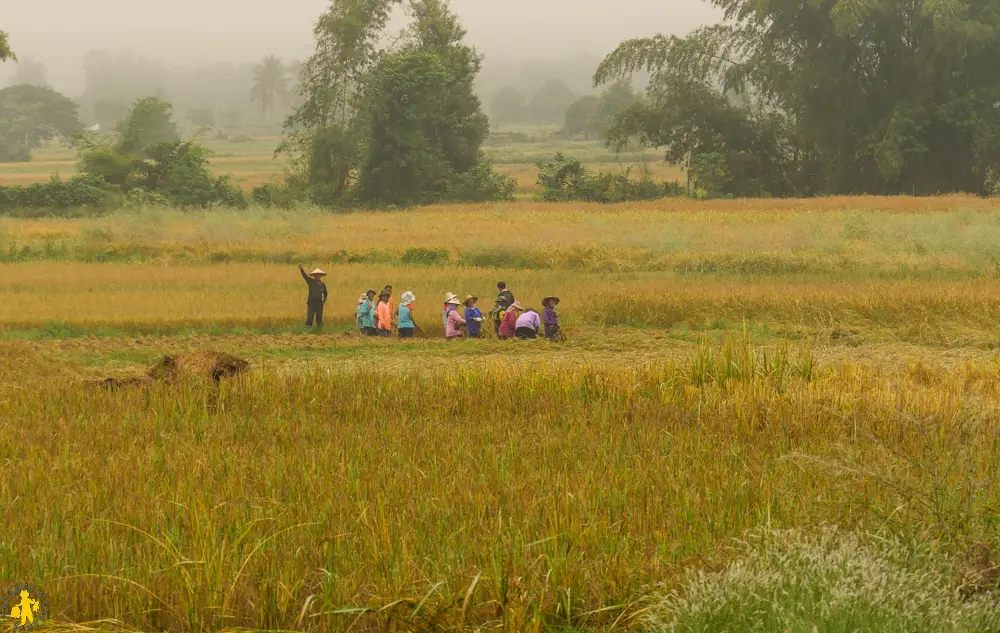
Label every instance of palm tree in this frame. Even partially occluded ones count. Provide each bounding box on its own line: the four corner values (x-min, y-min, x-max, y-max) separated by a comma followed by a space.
249, 55, 288, 124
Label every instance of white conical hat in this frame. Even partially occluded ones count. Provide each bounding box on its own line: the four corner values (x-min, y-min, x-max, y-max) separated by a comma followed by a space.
309, 269, 327, 277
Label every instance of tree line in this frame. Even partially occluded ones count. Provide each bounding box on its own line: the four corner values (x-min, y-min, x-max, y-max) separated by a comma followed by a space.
9, 0, 1000, 202
595, 0, 1000, 197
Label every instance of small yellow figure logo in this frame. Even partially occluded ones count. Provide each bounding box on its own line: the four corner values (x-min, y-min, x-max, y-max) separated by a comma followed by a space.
10, 591, 38, 626
2, 585, 48, 632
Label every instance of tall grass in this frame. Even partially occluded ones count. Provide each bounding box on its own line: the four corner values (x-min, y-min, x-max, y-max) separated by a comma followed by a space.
645, 528, 1000, 633
2, 341, 1000, 632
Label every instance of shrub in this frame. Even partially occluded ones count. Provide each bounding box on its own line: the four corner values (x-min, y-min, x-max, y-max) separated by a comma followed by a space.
0, 175, 117, 215
535, 153, 683, 203
448, 157, 516, 202
400, 247, 450, 265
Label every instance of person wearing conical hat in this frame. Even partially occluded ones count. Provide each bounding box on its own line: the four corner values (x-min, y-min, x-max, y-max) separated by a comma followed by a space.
463, 295, 484, 338
498, 300, 523, 340
542, 296, 561, 340
444, 294, 467, 339
442, 292, 458, 331
298, 264, 328, 327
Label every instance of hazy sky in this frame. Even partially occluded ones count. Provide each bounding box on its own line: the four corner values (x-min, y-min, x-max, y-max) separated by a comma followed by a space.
3, 0, 719, 92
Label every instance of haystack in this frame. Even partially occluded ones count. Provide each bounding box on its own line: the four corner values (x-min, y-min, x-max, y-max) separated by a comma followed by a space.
95, 351, 249, 389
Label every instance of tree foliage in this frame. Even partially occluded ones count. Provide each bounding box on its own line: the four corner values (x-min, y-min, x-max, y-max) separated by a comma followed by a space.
281, 0, 512, 207
562, 81, 640, 139
0, 84, 81, 162
596, 0, 1000, 197
76, 96, 244, 208
115, 96, 179, 156
0, 30, 13, 63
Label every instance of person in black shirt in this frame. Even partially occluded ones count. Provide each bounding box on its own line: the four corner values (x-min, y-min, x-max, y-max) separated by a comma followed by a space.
490, 281, 515, 335
298, 264, 328, 327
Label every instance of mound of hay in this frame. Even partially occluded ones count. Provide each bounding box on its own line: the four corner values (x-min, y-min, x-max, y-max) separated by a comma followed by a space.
95, 351, 249, 389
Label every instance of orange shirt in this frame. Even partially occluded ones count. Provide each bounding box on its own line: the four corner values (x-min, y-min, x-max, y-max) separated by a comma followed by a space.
377, 301, 392, 329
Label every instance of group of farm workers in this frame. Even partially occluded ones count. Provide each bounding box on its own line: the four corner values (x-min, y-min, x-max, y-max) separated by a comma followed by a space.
298, 265, 562, 340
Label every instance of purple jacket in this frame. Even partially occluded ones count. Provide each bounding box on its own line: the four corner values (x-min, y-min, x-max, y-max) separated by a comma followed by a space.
516, 310, 541, 331
543, 306, 559, 337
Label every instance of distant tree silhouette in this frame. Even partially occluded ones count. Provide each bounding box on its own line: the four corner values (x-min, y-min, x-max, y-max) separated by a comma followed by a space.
250, 56, 288, 123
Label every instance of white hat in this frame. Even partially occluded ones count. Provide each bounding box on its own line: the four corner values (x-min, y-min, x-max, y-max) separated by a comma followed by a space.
445, 296, 461, 305
401, 291, 416, 304
309, 268, 327, 277
444, 292, 457, 303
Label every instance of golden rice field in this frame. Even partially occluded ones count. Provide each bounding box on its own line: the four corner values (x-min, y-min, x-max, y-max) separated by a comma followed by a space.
4, 196, 1000, 632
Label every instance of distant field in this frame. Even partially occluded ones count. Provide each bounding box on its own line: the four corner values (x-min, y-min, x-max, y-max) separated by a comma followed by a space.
0, 133, 683, 194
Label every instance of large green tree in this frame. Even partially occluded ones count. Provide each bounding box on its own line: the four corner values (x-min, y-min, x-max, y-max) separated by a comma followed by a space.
249, 56, 288, 123
597, 0, 1000, 196
116, 96, 179, 155
0, 84, 81, 162
283, 0, 510, 206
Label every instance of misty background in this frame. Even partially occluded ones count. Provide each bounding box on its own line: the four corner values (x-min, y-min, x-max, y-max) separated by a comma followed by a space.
2, 0, 719, 127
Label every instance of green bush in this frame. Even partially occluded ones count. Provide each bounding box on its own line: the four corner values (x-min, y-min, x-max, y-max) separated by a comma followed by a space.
0, 175, 117, 215
448, 157, 516, 203
536, 153, 684, 203
400, 247, 451, 265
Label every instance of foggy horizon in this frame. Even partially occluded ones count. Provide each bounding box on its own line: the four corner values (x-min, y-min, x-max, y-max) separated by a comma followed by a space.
2, 0, 719, 95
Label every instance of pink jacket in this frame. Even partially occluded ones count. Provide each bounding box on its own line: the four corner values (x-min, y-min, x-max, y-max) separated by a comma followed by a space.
445, 308, 466, 338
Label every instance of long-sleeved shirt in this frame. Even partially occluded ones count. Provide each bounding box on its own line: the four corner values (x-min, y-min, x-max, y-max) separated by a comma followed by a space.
300, 267, 328, 304
543, 307, 559, 337
398, 304, 415, 329
445, 307, 467, 338
442, 305, 450, 330
496, 289, 515, 309
516, 310, 540, 331
359, 299, 376, 328
377, 301, 392, 330
499, 310, 518, 338
465, 306, 484, 336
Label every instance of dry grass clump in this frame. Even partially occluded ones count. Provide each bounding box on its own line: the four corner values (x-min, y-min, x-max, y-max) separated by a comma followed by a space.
644, 528, 1000, 633
94, 351, 249, 388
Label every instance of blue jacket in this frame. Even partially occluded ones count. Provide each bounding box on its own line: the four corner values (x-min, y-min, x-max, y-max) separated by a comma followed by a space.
465, 306, 483, 336
359, 299, 376, 328
398, 304, 415, 329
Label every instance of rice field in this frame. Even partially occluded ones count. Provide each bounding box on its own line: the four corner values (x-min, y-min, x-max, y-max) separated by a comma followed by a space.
4, 195, 1000, 632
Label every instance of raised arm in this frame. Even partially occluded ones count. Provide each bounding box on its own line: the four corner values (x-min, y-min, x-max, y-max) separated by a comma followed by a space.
299, 264, 310, 283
